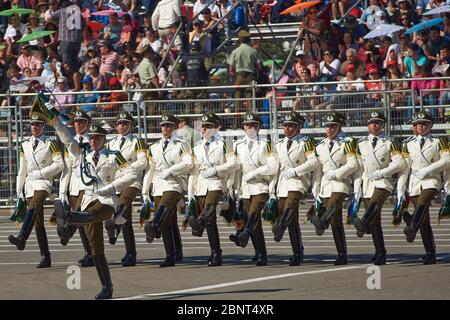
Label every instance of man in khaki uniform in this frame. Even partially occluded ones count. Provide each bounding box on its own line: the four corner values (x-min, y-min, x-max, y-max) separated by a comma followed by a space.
273, 111, 318, 266
229, 112, 278, 266
227, 30, 261, 114
58, 110, 95, 268
50, 109, 138, 299
142, 113, 194, 267
9, 113, 64, 269
188, 113, 236, 266
104, 112, 148, 267
311, 112, 359, 265
353, 111, 407, 265
399, 111, 450, 264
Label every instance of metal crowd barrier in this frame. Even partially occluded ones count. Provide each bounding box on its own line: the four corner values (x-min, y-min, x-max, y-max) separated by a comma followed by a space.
0, 77, 449, 207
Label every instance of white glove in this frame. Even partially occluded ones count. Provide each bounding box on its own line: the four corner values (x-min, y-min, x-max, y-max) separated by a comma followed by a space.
368, 170, 383, 181
142, 194, 150, 203
97, 184, 116, 196
269, 193, 277, 200
201, 167, 217, 179
397, 190, 405, 201
324, 170, 337, 180
59, 193, 68, 205
28, 170, 42, 181
413, 167, 431, 180
160, 169, 172, 179
242, 172, 256, 182
354, 191, 361, 201
282, 168, 297, 180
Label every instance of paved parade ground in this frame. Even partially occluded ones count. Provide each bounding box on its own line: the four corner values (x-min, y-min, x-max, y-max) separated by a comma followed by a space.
0, 205, 449, 300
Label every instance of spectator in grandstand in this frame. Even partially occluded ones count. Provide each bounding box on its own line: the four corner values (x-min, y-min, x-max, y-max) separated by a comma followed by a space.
77, 75, 101, 115
338, 30, 359, 62
152, 0, 181, 45
300, 7, 325, 61
119, 55, 137, 87
331, 0, 353, 21
194, 0, 220, 21
326, 23, 343, 54
426, 27, 450, 64
202, 8, 220, 52
189, 19, 212, 55
138, 28, 163, 55
409, 63, 440, 118
3, 14, 27, 43
116, 13, 134, 51
403, 43, 428, 78
46, 0, 84, 70
99, 40, 119, 82
392, 0, 418, 26
439, 68, 450, 121
342, 15, 367, 45
62, 61, 82, 92
399, 12, 413, 32
360, 0, 384, 31
99, 76, 127, 114
41, 56, 62, 89
16, 44, 44, 77
383, 43, 403, 74
364, 67, 385, 108
87, 62, 106, 91
339, 48, 367, 80
51, 76, 76, 114
292, 67, 320, 111
319, 49, 341, 81
386, 59, 409, 122
337, 64, 365, 92
290, 50, 309, 83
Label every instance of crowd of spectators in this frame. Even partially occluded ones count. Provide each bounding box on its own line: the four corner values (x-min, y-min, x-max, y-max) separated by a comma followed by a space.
0, 0, 449, 129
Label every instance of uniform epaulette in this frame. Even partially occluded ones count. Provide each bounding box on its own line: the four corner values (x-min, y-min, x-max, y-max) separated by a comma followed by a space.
438, 136, 448, 151
114, 152, 128, 167
357, 137, 368, 143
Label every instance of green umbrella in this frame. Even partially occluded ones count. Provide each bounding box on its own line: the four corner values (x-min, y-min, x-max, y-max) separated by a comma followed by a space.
17, 30, 55, 43
0, 45, 5, 50
0, 6, 34, 16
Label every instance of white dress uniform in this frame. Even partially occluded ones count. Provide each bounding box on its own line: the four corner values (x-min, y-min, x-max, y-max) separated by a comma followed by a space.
354, 133, 406, 198
59, 133, 89, 199
189, 134, 236, 196
233, 136, 278, 199
275, 134, 318, 197
313, 132, 359, 198
107, 133, 148, 191
399, 135, 450, 197
142, 135, 194, 197
53, 120, 138, 211
17, 135, 64, 198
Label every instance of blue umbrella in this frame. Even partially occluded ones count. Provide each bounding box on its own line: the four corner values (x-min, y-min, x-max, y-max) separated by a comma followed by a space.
405, 18, 443, 35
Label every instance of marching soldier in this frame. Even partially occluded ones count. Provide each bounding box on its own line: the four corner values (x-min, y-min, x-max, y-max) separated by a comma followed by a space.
9, 113, 64, 268
353, 111, 407, 265
104, 112, 148, 267
188, 112, 236, 266
58, 110, 95, 268
52, 114, 138, 299
399, 111, 450, 264
272, 111, 319, 266
229, 112, 278, 266
142, 113, 194, 267
311, 112, 359, 265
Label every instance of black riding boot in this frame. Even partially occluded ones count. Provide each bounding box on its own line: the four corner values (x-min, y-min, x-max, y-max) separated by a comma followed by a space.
253, 225, 267, 266
144, 205, 170, 243
8, 209, 35, 251
78, 227, 94, 267
354, 203, 379, 238
93, 254, 113, 300
190, 204, 215, 237
273, 208, 294, 242
160, 223, 176, 267
288, 222, 304, 266
207, 223, 222, 266
404, 205, 427, 243
332, 224, 347, 265
121, 221, 137, 267
371, 224, 386, 265
35, 226, 51, 268
172, 218, 183, 262
311, 206, 336, 236
237, 213, 258, 248
420, 224, 436, 265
